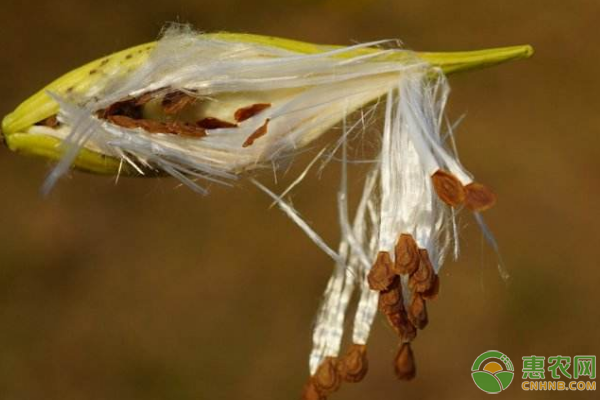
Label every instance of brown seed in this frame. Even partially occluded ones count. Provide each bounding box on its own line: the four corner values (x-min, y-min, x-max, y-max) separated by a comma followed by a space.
378, 278, 403, 314
197, 117, 238, 129
386, 310, 417, 342
422, 274, 440, 301
394, 343, 417, 381
367, 251, 396, 292
464, 182, 497, 212
408, 293, 428, 330
337, 344, 368, 383
432, 169, 465, 207
234, 103, 271, 122
108, 115, 167, 134
162, 90, 196, 115
107, 115, 144, 129
36, 115, 60, 128
409, 249, 435, 293
394, 234, 420, 275
242, 119, 270, 148
313, 357, 341, 395
137, 119, 170, 134
165, 121, 207, 138
301, 379, 325, 400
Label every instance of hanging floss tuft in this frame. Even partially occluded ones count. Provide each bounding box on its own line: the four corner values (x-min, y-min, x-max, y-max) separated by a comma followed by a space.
0, 24, 533, 399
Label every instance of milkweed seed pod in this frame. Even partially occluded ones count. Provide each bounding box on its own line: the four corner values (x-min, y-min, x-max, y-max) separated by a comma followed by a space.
1, 24, 533, 398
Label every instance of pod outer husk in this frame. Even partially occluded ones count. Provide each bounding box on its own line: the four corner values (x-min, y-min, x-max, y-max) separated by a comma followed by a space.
1, 32, 533, 175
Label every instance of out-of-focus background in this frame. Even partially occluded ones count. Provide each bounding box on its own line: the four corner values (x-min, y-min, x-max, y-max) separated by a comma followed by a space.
0, 1, 598, 399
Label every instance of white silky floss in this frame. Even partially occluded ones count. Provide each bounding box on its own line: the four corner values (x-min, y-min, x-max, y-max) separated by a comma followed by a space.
308, 70, 462, 374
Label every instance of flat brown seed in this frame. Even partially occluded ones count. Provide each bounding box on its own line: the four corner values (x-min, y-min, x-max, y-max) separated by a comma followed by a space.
432, 169, 466, 207
109, 116, 169, 134
107, 115, 143, 129
394, 234, 420, 275
378, 278, 403, 314
234, 103, 271, 122
394, 343, 417, 381
386, 310, 417, 342
337, 344, 368, 383
162, 90, 196, 114
409, 249, 435, 293
301, 379, 325, 400
464, 182, 497, 212
166, 121, 207, 138
367, 251, 396, 292
313, 357, 341, 395
197, 117, 238, 129
408, 293, 428, 330
242, 119, 270, 148
422, 274, 440, 301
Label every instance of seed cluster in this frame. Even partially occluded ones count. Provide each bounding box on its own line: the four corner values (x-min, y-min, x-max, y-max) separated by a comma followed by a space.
82, 89, 273, 146
302, 167, 497, 400
372, 234, 437, 381
432, 169, 496, 212
303, 232, 445, 399
303, 345, 369, 400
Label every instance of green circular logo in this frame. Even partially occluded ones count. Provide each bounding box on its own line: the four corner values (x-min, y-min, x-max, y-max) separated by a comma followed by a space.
471, 351, 515, 394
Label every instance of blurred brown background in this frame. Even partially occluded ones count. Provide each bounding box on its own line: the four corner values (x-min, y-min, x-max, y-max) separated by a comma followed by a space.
0, 1, 598, 399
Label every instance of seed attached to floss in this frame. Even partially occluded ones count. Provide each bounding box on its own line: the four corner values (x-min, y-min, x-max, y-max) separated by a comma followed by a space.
242, 119, 270, 148
367, 251, 396, 291
378, 278, 403, 314
421, 274, 440, 301
386, 310, 417, 342
408, 293, 428, 330
313, 357, 342, 395
302, 379, 325, 400
394, 343, 417, 381
196, 117, 238, 129
234, 102, 271, 122
431, 169, 465, 207
463, 182, 497, 212
337, 344, 369, 383
394, 233, 420, 275
409, 249, 435, 293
